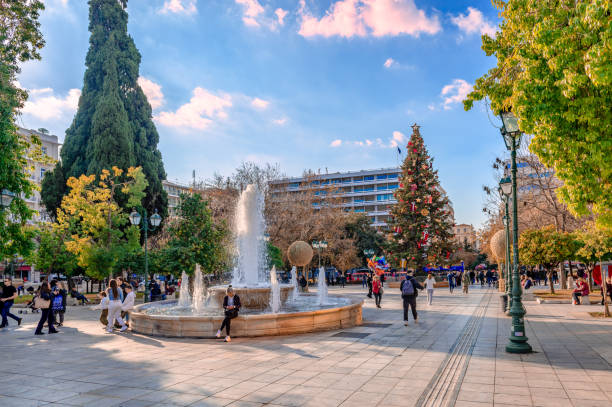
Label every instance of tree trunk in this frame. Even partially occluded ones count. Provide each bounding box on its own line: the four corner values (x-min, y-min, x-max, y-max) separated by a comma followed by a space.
547, 270, 555, 294
560, 263, 567, 290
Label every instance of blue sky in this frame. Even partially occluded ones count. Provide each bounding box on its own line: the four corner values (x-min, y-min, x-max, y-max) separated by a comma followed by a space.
17, 0, 507, 228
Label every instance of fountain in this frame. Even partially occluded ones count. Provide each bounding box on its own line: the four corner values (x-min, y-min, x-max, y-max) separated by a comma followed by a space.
129, 184, 363, 338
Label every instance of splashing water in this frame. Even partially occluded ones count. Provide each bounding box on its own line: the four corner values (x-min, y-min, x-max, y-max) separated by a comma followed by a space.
317, 266, 328, 305
193, 265, 205, 313
270, 266, 280, 313
232, 185, 267, 286
178, 271, 191, 307
290, 266, 299, 302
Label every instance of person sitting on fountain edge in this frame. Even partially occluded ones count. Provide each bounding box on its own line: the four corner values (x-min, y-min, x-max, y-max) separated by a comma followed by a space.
217, 286, 241, 342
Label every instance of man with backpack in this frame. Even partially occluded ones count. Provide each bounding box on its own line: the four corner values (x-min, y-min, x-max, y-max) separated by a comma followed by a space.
400, 271, 424, 326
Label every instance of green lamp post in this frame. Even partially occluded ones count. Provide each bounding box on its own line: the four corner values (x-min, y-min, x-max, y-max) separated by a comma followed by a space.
129, 208, 162, 303
312, 240, 328, 269
498, 177, 512, 312
500, 111, 532, 354
0, 189, 16, 209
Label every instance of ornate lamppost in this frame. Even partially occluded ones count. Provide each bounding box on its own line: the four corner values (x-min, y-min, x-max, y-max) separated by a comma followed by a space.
498, 177, 512, 311
129, 208, 162, 303
500, 111, 532, 353
312, 240, 328, 269
0, 190, 15, 209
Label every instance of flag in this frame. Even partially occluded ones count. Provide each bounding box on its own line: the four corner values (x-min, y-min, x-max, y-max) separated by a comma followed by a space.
397, 147, 401, 155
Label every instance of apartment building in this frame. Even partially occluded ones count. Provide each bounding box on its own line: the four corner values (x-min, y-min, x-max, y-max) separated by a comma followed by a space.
453, 223, 479, 250
162, 179, 194, 216
269, 168, 402, 228
18, 128, 61, 223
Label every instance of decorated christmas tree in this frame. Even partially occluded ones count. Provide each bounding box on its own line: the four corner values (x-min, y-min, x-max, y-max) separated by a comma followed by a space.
389, 124, 455, 272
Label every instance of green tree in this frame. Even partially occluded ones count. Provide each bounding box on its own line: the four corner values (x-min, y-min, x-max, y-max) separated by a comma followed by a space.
389, 124, 455, 272
57, 166, 146, 281
344, 214, 385, 265
575, 223, 612, 315
464, 0, 612, 230
267, 242, 283, 270
41, 0, 167, 220
162, 193, 230, 276
29, 225, 78, 281
519, 226, 574, 294
0, 0, 45, 259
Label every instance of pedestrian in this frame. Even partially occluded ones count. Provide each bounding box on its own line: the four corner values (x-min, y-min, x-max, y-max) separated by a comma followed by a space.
34, 281, 58, 335
447, 271, 455, 294
106, 279, 127, 333
366, 273, 373, 298
462, 271, 470, 294
216, 286, 241, 342
372, 275, 383, 308
601, 276, 612, 305
91, 291, 109, 327
401, 271, 424, 325
299, 275, 307, 292
121, 284, 135, 324
52, 282, 67, 327
478, 270, 485, 286
469, 270, 475, 284
362, 274, 366, 288
70, 287, 89, 305
425, 273, 435, 305
572, 277, 589, 305
486, 269, 493, 287
0, 278, 22, 328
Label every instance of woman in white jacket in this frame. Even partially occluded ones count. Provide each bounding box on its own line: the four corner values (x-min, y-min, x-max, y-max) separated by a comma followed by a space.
106, 280, 127, 333
121, 285, 135, 324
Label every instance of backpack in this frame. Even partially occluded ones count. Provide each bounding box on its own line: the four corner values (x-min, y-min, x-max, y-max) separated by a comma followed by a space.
52, 294, 63, 311
402, 278, 415, 296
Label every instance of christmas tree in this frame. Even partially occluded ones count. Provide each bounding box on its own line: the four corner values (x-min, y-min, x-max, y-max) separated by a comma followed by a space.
389, 124, 455, 272
42, 0, 167, 219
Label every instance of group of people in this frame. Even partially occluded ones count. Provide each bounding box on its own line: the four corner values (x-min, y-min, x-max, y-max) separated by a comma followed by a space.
91, 277, 135, 333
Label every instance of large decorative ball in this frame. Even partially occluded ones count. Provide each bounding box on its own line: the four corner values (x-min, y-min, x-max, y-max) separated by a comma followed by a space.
490, 230, 506, 263
287, 241, 314, 266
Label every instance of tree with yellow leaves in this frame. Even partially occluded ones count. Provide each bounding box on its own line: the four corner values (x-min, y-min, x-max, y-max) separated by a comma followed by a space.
56, 166, 147, 282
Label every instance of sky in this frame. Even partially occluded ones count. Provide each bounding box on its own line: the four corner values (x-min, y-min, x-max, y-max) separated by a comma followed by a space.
17, 0, 507, 229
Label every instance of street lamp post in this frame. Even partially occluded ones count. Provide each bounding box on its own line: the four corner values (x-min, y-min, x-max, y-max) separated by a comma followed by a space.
499, 177, 512, 311
312, 240, 328, 269
129, 208, 162, 303
500, 111, 532, 354
0, 189, 16, 209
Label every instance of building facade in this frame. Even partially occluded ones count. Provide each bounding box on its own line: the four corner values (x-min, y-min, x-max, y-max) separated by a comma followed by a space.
453, 223, 479, 250
269, 168, 402, 228
18, 128, 61, 223
162, 179, 193, 216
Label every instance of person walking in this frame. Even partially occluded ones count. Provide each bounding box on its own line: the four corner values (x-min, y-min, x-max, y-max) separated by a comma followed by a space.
462, 272, 470, 294
216, 286, 241, 342
34, 282, 58, 335
91, 291, 109, 327
447, 271, 455, 294
425, 273, 435, 305
372, 275, 383, 308
106, 279, 127, 333
0, 278, 22, 328
361, 274, 366, 288
366, 273, 373, 298
401, 272, 424, 325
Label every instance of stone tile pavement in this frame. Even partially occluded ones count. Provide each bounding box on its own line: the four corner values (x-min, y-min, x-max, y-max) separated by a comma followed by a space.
0, 284, 610, 406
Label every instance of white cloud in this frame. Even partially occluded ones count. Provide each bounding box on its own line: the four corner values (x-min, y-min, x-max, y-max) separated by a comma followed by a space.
160, 0, 197, 15
451, 7, 496, 37
275, 8, 288, 25
384, 57, 396, 68
272, 118, 288, 126
330, 139, 343, 147
390, 131, 406, 147
441, 79, 473, 110
138, 77, 164, 110
251, 97, 270, 109
155, 87, 232, 130
22, 87, 81, 121
298, 0, 440, 39
236, 0, 265, 27
330, 131, 407, 149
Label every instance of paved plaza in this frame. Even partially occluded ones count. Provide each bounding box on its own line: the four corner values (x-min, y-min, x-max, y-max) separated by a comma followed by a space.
1, 285, 611, 407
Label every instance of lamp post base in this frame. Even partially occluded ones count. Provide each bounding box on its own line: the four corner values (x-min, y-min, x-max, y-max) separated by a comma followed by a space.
506, 337, 532, 354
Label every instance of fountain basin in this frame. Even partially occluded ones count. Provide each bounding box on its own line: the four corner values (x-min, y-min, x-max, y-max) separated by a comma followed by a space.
208, 285, 294, 310
129, 295, 363, 338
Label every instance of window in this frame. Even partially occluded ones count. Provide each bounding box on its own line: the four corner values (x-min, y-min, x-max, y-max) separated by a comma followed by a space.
388, 183, 399, 190
387, 173, 398, 179
377, 185, 388, 190
371, 217, 376, 222
354, 186, 364, 193
354, 208, 365, 213
354, 198, 364, 203
364, 175, 374, 181
311, 180, 320, 186
40, 168, 46, 179
42, 146, 48, 156
332, 179, 341, 184
354, 177, 363, 183
289, 183, 299, 189
377, 174, 387, 180
342, 178, 351, 183
363, 186, 374, 192
321, 180, 330, 185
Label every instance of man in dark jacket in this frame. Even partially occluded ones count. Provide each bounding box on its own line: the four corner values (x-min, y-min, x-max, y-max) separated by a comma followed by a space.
400, 272, 424, 326
366, 273, 373, 298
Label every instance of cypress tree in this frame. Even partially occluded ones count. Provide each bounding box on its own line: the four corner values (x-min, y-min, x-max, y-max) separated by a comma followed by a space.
389, 124, 455, 272
42, 0, 167, 218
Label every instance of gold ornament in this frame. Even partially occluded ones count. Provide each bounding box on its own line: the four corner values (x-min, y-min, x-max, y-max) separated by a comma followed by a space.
421, 209, 429, 216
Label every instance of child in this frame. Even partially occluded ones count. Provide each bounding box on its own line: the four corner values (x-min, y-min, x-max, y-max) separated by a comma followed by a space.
91, 291, 109, 327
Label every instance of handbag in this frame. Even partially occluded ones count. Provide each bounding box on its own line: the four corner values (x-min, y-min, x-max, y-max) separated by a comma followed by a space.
379, 286, 384, 295
225, 308, 238, 319
34, 295, 50, 309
